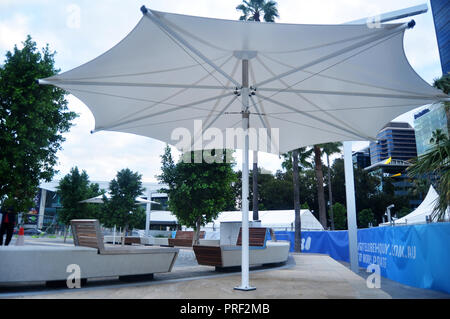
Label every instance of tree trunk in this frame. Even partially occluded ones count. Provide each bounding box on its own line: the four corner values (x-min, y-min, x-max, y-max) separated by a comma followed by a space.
121, 225, 127, 246
63, 225, 69, 243
293, 150, 302, 252
253, 151, 259, 220
327, 154, 335, 230
193, 216, 202, 246
314, 145, 327, 229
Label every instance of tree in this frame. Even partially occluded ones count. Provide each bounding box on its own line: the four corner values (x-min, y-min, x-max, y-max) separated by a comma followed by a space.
101, 168, 145, 244
282, 147, 312, 252
0, 36, 77, 211
158, 146, 236, 245
358, 208, 375, 228
408, 130, 449, 221
236, 0, 279, 22
331, 202, 347, 230
322, 142, 342, 230
57, 167, 102, 241
433, 74, 450, 133
313, 145, 327, 229
236, 0, 279, 221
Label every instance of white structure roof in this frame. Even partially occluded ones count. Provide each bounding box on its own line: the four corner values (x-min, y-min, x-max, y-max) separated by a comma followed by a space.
39, 181, 167, 196
148, 209, 324, 231
383, 185, 450, 225
204, 209, 324, 231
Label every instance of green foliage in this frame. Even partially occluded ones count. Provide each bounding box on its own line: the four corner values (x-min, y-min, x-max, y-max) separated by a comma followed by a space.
158, 146, 236, 232
57, 167, 102, 226
331, 202, 347, 230
301, 202, 310, 209
408, 130, 449, 221
0, 36, 77, 210
358, 208, 375, 228
101, 168, 145, 231
236, 0, 279, 22
397, 207, 411, 219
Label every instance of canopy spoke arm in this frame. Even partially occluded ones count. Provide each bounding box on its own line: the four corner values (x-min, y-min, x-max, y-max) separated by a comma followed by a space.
39, 79, 233, 91
254, 21, 414, 88
94, 92, 233, 132
259, 52, 445, 99
265, 113, 360, 141
254, 55, 368, 142
256, 93, 372, 141
190, 95, 238, 150
141, 6, 240, 88
256, 87, 445, 101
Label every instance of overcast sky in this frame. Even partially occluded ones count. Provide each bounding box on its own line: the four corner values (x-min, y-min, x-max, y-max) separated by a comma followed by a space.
1, 0, 443, 182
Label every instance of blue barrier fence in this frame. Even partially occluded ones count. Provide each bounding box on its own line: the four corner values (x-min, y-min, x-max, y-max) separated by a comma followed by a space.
272, 223, 450, 294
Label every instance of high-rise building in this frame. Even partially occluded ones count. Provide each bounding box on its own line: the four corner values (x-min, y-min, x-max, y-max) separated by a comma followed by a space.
369, 122, 417, 165
430, 0, 450, 75
352, 146, 371, 169
414, 104, 449, 156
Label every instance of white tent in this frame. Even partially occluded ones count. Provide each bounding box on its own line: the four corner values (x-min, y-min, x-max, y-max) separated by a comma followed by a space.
381, 186, 450, 225
204, 209, 323, 231
39, 6, 448, 290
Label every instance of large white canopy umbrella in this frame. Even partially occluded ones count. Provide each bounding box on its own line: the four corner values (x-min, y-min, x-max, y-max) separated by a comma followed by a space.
40, 6, 448, 290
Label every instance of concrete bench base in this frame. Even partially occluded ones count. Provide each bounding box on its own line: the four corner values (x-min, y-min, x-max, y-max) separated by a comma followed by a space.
0, 245, 178, 285
194, 241, 290, 268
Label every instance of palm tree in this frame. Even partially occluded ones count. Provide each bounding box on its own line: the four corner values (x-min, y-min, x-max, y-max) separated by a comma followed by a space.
313, 145, 327, 229
322, 142, 342, 230
236, 0, 279, 22
236, 0, 279, 221
408, 129, 449, 221
433, 74, 450, 135
282, 147, 313, 252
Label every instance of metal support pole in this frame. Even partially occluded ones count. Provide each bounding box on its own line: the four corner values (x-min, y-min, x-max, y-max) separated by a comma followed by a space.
235, 60, 255, 291
37, 189, 46, 230
145, 190, 152, 236
343, 141, 359, 273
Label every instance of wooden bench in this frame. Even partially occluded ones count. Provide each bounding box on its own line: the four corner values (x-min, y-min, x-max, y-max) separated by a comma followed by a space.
71, 219, 179, 256
168, 230, 206, 247
193, 227, 276, 268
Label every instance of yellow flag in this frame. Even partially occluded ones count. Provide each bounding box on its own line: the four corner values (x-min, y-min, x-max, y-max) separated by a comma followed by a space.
384, 157, 392, 164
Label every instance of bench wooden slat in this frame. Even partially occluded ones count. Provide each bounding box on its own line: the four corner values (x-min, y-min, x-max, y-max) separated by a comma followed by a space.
236, 227, 267, 247
168, 231, 206, 247
193, 245, 222, 266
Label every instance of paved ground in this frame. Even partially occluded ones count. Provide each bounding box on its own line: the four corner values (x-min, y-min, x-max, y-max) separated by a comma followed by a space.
5, 254, 390, 299
1, 237, 449, 299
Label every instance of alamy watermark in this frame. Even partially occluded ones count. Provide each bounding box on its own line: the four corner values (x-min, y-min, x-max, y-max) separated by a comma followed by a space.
366, 263, 381, 289
366, 14, 382, 29
171, 119, 280, 163
66, 4, 81, 29
66, 263, 81, 288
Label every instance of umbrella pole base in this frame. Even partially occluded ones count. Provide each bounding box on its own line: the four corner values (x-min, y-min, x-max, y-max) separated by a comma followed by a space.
234, 286, 256, 291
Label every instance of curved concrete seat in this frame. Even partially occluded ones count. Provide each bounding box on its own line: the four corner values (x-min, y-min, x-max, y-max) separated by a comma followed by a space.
0, 245, 178, 284
0, 219, 179, 286
193, 228, 290, 269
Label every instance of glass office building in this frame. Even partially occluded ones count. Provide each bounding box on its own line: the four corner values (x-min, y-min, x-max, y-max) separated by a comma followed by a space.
430, 0, 450, 75
414, 104, 449, 156
369, 122, 417, 165
352, 146, 371, 169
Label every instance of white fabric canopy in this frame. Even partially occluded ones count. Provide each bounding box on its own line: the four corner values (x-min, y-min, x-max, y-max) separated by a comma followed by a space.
381, 186, 450, 225
40, 9, 447, 154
